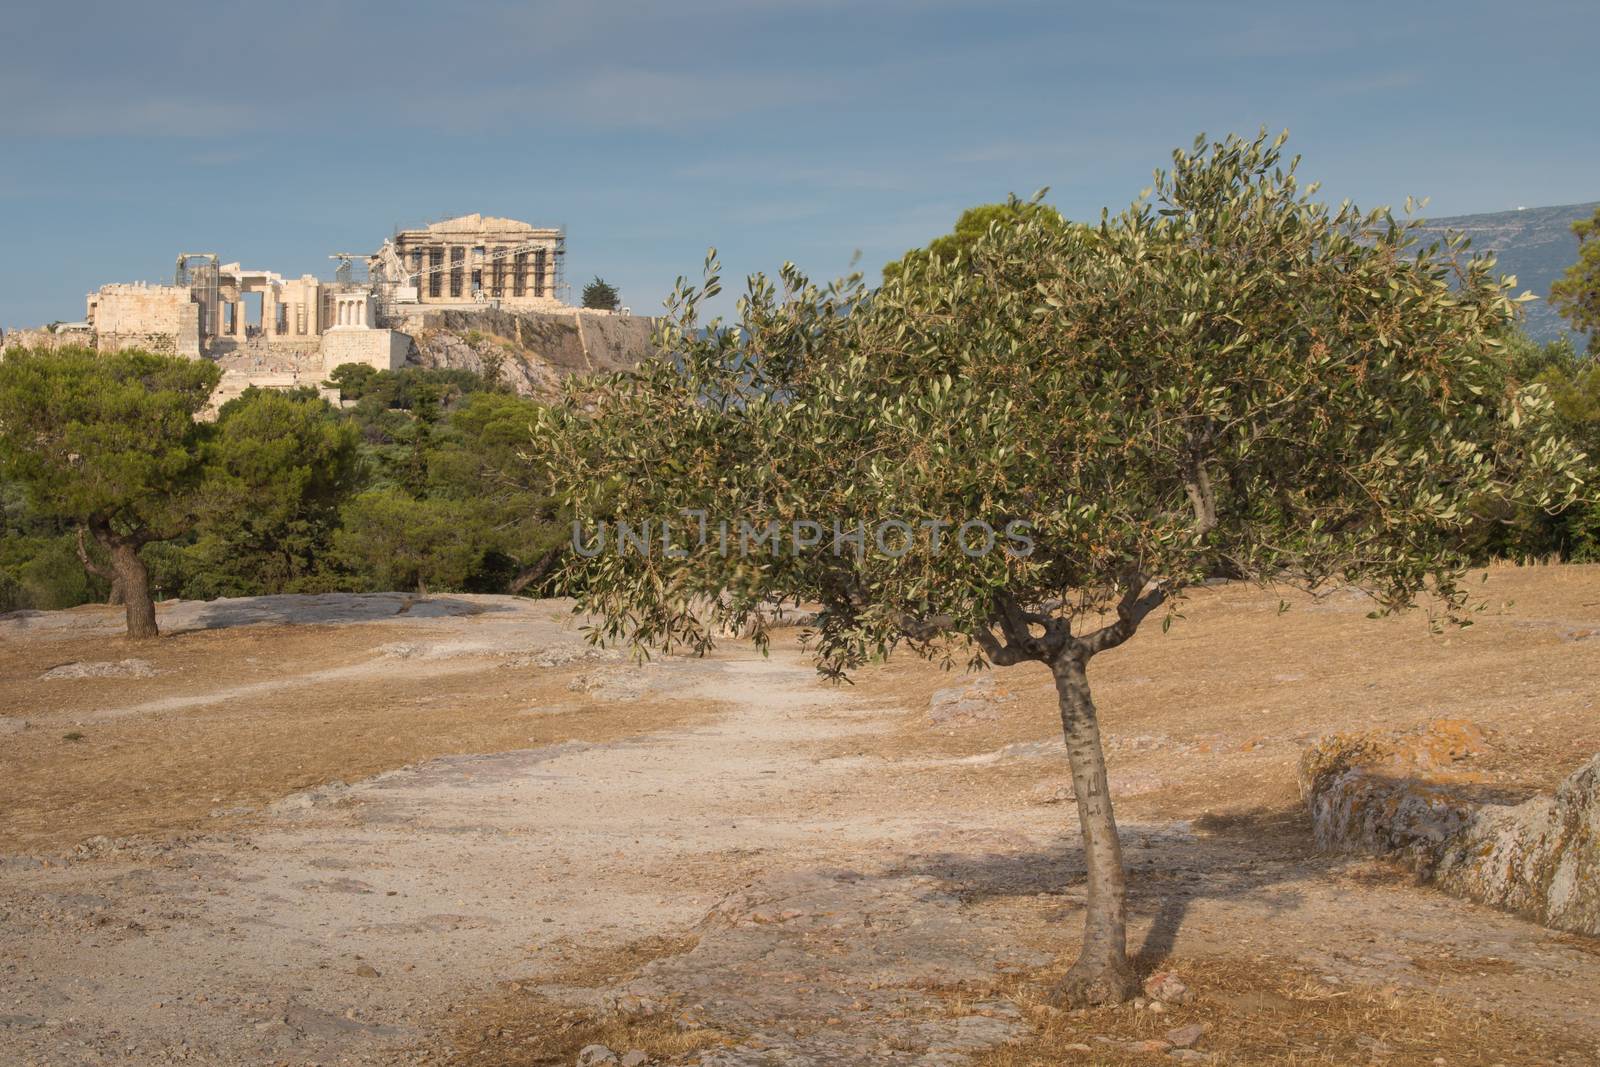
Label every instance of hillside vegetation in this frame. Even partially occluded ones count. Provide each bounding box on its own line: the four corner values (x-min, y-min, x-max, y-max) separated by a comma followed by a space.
1418, 201, 1599, 346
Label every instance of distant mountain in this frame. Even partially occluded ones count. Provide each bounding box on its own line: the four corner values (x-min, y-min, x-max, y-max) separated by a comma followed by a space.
1414, 201, 1597, 347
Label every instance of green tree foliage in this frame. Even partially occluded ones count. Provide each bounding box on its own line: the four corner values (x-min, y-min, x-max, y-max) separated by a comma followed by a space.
330, 365, 491, 497
427, 391, 570, 592
332, 488, 480, 595
323, 365, 565, 595
178, 387, 364, 597
326, 362, 379, 402
0, 347, 220, 636
0, 476, 107, 612
535, 132, 1587, 1005
0, 354, 569, 609
1466, 333, 1600, 559
882, 199, 1070, 283
1550, 206, 1600, 353
582, 277, 621, 311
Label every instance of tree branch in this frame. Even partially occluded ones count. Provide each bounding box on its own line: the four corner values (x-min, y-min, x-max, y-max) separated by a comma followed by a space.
74, 526, 115, 581
973, 624, 1031, 666
1182, 428, 1219, 537
1077, 575, 1168, 657
1183, 465, 1217, 535
979, 590, 1068, 665
507, 547, 562, 595
897, 611, 956, 641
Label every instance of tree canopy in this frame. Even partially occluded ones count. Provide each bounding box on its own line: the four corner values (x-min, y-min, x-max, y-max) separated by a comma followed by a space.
1550, 205, 1600, 353
534, 130, 1587, 1004
0, 347, 220, 636
582, 277, 621, 311
0, 348, 603, 617
882, 199, 1070, 283
182, 387, 365, 597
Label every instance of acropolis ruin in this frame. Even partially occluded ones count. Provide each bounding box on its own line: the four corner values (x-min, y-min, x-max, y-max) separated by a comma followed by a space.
1, 214, 645, 404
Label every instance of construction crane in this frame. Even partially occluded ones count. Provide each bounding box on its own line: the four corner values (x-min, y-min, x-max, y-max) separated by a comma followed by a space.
328, 253, 364, 287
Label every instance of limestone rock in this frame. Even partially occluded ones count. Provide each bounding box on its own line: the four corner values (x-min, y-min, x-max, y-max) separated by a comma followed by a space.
567, 668, 647, 701
41, 658, 156, 680
929, 674, 1016, 726
406, 307, 657, 398
1128, 1038, 1173, 1053
1300, 719, 1600, 935
268, 779, 353, 815
1142, 971, 1192, 1005
1166, 1022, 1205, 1048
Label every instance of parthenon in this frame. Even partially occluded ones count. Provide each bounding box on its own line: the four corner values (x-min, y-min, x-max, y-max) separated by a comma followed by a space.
374, 215, 564, 308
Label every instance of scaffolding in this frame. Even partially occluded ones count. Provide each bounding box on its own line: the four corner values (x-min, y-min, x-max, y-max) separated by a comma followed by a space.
174, 253, 219, 336
365, 222, 568, 321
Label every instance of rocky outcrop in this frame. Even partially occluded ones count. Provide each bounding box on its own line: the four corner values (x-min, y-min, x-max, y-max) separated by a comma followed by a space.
400, 307, 658, 396
1300, 719, 1600, 935
928, 674, 1017, 726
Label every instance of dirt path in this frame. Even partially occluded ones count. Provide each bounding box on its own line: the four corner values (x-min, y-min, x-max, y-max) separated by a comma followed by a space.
4, 578, 1600, 1066
0, 643, 901, 1064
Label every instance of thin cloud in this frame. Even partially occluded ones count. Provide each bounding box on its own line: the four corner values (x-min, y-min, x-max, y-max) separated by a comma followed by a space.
0, 93, 249, 138
1316, 70, 1423, 97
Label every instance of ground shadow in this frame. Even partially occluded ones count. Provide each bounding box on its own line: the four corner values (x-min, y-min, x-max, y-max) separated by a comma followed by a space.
183, 592, 518, 633
890, 806, 1330, 976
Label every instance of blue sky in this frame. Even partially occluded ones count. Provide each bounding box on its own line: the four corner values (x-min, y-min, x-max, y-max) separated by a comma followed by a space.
2, 0, 1595, 328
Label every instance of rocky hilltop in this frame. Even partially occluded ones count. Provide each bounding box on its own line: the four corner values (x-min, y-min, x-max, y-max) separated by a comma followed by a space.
399, 307, 659, 396
1417, 201, 1598, 346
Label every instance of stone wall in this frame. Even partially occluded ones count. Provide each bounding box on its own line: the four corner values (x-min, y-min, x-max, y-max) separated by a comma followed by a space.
89, 284, 201, 357
1300, 719, 1600, 935
319, 328, 410, 373
211, 338, 326, 375
0, 328, 95, 354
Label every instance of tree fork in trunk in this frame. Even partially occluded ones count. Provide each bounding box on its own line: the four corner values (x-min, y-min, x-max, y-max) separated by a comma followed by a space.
1049, 650, 1137, 1006
90, 526, 158, 639
75, 525, 125, 606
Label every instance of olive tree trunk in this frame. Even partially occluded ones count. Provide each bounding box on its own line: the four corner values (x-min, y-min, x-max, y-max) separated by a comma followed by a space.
1049, 651, 1137, 1005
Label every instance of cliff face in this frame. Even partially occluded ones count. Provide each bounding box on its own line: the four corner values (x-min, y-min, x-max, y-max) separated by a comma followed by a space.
400, 307, 658, 396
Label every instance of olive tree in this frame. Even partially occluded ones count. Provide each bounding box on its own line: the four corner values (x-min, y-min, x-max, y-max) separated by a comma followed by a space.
534, 132, 1586, 1005
0, 347, 220, 638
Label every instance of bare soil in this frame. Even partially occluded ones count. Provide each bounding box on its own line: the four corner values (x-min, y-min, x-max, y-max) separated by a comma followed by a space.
1, 570, 1597, 1066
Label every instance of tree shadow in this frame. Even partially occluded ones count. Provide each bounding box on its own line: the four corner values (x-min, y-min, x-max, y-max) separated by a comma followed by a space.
889, 807, 1328, 976
182, 591, 517, 633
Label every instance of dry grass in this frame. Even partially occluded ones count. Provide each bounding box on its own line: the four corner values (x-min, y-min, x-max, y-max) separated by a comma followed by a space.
532, 934, 703, 989
442, 934, 735, 1067
840, 564, 1600, 821
1407, 953, 1521, 978
965, 954, 1595, 1066
0, 621, 715, 852
442, 1000, 735, 1067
